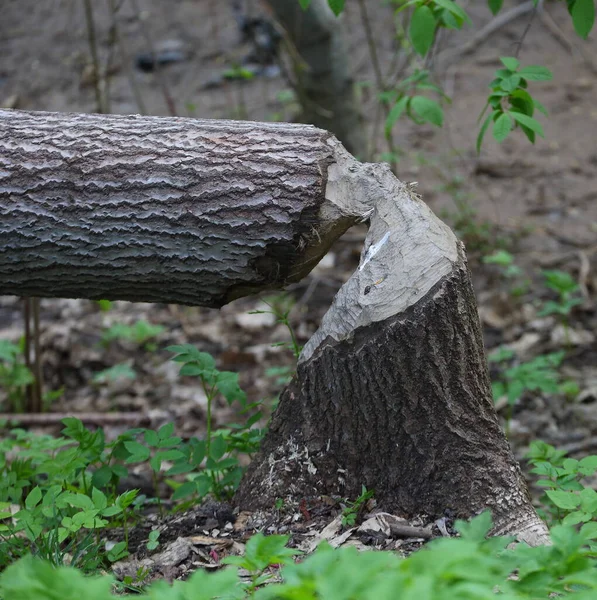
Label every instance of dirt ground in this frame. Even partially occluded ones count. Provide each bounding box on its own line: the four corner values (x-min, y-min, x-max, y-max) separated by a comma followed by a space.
1, 0, 597, 572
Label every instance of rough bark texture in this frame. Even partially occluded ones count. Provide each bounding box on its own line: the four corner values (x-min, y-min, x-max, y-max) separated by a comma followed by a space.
236, 251, 543, 541
236, 143, 549, 546
1, 109, 548, 545
0, 109, 355, 306
266, 0, 366, 157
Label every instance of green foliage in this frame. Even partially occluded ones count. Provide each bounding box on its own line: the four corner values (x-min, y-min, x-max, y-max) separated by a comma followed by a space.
224, 533, 301, 591
100, 320, 165, 350
92, 363, 136, 384
401, 0, 471, 56
538, 270, 582, 318
527, 441, 597, 536
249, 294, 302, 360
477, 57, 552, 152
489, 348, 569, 406
341, 485, 375, 527
0, 344, 260, 571
8, 509, 597, 598
382, 70, 447, 139
568, 0, 596, 39
482, 250, 529, 297
0, 340, 34, 412
166, 345, 262, 502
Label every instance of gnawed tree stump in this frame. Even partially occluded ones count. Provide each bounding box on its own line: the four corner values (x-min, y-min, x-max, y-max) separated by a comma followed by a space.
0, 109, 549, 545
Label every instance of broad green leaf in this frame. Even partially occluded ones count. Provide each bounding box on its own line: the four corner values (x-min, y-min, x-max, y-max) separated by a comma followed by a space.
488, 0, 504, 15
124, 441, 151, 462
500, 56, 520, 71
571, 0, 595, 39
328, 0, 345, 16
25, 486, 42, 509
510, 89, 534, 116
499, 74, 521, 92
546, 490, 580, 510
410, 96, 443, 126
517, 65, 553, 81
493, 112, 512, 142
384, 96, 408, 137
210, 435, 228, 461
510, 111, 545, 137
433, 0, 472, 24
299, 0, 311, 8
410, 6, 436, 56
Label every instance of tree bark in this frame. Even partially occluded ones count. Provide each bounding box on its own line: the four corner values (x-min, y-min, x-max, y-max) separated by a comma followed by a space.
0, 109, 355, 306
265, 0, 366, 158
0, 108, 548, 545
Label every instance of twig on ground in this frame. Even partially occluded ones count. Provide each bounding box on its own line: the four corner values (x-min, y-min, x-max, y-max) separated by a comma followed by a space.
0, 412, 154, 426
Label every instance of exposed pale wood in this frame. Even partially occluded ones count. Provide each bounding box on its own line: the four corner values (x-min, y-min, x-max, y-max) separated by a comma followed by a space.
0, 109, 549, 545
236, 142, 550, 546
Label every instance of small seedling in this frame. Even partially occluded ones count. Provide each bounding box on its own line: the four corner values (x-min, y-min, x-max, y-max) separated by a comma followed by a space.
490, 349, 573, 435
341, 485, 375, 527
483, 250, 529, 297
0, 340, 34, 412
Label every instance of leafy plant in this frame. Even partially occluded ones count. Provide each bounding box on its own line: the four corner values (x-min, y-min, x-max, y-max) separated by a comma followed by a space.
166, 345, 255, 502
223, 533, 300, 593
0, 340, 34, 412
527, 441, 597, 536
489, 349, 575, 435
92, 363, 136, 385
100, 320, 165, 350
483, 249, 529, 297
477, 57, 552, 152
250, 294, 302, 360
538, 269, 582, 318
341, 485, 375, 527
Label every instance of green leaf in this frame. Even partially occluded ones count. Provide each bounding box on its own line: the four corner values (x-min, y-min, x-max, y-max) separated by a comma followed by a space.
410, 96, 443, 126
299, 0, 311, 9
410, 6, 436, 56
510, 89, 535, 116
500, 56, 520, 71
533, 98, 548, 115
510, 111, 545, 137
433, 0, 472, 24
571, 0, 595, 39
384, 96, 409, 137
488, 0, 504, 15
455, 511, 493, 541
124, 441, 151, 463
476, 112, 492, 153
499, 74, 521, 92
327, 0, 345, 16
493, 112, 512, 142
25, 486, 42, 509
517, 65, 553, 81
210, 435, 228, 461
546, 490, 580, 510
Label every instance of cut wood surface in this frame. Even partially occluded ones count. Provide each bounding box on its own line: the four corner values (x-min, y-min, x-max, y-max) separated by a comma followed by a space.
0, 108, 549, 545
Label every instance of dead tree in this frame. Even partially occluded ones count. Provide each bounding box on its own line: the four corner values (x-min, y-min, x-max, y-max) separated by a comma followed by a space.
0, 109, 548, 545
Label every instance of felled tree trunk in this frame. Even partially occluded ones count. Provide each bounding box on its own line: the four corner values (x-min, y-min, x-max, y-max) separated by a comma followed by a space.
0, 109, 548, 545
0, 109, 353, 305
265, 0, 366, 157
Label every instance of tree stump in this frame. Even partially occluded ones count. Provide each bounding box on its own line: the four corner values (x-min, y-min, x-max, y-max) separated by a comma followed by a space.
0, 109, 549, 545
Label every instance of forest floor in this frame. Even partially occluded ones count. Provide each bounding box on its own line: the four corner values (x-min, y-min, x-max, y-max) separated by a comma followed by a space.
0, 0, 596, 580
